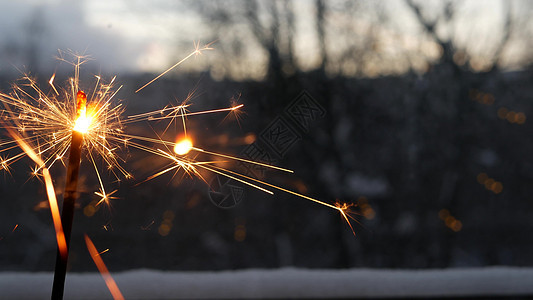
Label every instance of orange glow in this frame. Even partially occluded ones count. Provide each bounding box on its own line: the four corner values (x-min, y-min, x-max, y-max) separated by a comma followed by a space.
438, 209, 449, 220
439, 209, 463, 232
476, 173, 488, 184
44, 168, 67, 259
491, 182, 503, 194
234, 224, 246, 242
85, 235, 124, 300
484, 178, 495, 190
174, 138, 193, 155
477, 172, 503, 194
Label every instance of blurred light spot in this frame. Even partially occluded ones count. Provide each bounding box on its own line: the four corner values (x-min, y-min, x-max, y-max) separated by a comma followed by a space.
516, 112, 526, 124
484, 178, 495, 189
244, 133, 256, 144
498, 107, 526, 125
163, 210, 175, 221
234, 224, 246, 242
159, 210, 175, 236
158, 224, 171, 236
218, 134, 229, 145
490, 182, 503, 194
470, 89, 494, 105
497, 107, 508, 119
357, 196, 375, 220
477, 173, 503, 194
33, 200, 49, 211
506, 111, 516, 123
84, 200, 100, 217
445, 216, 455, 227
476, 173, 488, 184
293, 180, 308, 194
439, 209, 462, 232
451, 220, 463, 232
186, 193, 201, 209
234, 218, 246, 242
438, 209, 450, 220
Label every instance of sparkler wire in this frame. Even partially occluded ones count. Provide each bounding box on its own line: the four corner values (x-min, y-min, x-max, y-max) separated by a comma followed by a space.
51, 97, 85, 300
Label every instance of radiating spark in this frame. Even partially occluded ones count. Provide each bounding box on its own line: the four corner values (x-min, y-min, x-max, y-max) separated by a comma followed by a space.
1, 53, 130, 211
135, 41, 215, 93
85, 235, 124, 300
2, 47, 359, 239
124, 104, 244, 124
95, 189, 119, 207
127, 88, 358, 233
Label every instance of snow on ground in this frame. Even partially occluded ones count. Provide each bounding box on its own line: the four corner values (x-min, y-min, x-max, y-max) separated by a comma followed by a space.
1, 267, 532, 299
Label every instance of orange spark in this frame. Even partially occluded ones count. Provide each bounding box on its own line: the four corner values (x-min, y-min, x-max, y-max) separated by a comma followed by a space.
85, 235, 124, 300
44, 168, 68, 259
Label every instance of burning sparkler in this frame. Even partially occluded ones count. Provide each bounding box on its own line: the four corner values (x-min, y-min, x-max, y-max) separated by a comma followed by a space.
1, 42, 358, 299
0, 53, 130, 300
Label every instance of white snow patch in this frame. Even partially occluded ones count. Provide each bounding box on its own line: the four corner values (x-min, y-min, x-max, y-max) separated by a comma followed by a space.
1, 267, 533, 299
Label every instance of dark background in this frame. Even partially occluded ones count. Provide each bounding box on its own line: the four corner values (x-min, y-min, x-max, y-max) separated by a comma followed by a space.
1, 0, 532, 272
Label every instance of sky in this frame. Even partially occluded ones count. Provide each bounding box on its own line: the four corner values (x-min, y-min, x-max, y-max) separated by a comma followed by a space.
0, 0, 530, 79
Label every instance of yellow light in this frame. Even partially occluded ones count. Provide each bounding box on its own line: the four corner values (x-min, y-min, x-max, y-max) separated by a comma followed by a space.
174, 138, 193, 155
73, 91, 93, 133
73, 114, 91, 133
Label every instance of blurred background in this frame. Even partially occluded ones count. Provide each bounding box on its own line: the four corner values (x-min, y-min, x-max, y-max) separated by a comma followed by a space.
1, 0, 532, 272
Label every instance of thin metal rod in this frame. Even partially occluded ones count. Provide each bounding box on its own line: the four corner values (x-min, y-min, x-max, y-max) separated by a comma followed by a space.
51, 130, 83, 300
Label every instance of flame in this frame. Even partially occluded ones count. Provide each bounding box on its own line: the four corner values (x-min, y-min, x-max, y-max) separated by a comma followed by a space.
174, 137, 193, 155
73, 91, 92, 133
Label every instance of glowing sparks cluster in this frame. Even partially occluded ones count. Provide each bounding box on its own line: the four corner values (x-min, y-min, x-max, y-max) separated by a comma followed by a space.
1, 44, 359, 299
1, 44, 358, 234
0, 54, 129, 205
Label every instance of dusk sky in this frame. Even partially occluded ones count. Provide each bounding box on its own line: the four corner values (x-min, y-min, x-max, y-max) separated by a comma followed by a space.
0, 0, 530, 78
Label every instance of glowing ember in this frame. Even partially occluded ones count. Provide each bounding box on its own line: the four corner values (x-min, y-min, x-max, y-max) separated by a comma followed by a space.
174, 138, 193, 155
